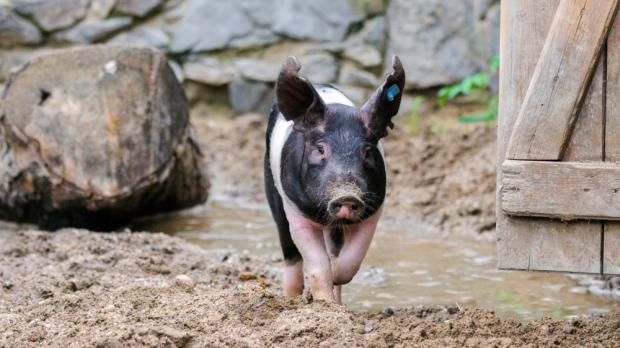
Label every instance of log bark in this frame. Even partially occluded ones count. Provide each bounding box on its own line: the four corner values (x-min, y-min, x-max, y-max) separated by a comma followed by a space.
0, 45, 209, 230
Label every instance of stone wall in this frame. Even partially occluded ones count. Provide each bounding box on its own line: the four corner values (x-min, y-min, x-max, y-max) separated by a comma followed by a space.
0, 0, 499, 116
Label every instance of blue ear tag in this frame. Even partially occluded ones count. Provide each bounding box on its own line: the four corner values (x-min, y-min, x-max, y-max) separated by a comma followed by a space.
384, 84, 400, 102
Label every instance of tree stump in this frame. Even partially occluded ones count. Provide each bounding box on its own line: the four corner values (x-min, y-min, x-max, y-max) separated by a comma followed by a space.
0, 45, 209, 230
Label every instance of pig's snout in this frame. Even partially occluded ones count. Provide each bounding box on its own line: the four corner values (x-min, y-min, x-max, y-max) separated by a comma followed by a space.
328, 196, 365, 221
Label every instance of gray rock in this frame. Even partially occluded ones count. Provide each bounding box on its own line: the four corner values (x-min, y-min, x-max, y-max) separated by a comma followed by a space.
108, 26, 169, 49
12, 0, 90, 32
115, 0, 163, 17
355, 16, 386, 49
306, 41, 347, 55
364, 0, 385, 16
0, 46, 208, 229
90, 0, 116, 19
53, 17, 133, 44
183, 57, 235, 86
167, 60, 184, 83
271, 0, 364, 42
171, 0, 276, 53
386, 0, 500, 88
227, 79, 270, 113
228, 27, 280, 50
170, 0, 362, 52
343, 44, 382, 68
343, 16, 385, 67
0, 48, 55, 81
0, 8, 42, 47
301, 53, 337, 84
234, 58, 280, 83
338, 63, 380, 88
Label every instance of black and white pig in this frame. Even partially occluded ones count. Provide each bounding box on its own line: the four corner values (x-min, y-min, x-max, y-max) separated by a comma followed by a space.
264, 55, 405, 303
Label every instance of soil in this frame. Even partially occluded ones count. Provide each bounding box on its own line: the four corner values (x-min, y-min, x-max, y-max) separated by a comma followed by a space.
2, 229, 620, 348
1, 115, 619, 347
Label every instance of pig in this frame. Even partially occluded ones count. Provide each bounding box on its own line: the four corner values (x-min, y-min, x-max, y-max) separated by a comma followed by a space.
264, 55, 405, 303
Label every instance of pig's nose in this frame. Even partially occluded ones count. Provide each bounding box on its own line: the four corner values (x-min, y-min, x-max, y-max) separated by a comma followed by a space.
328, 196, 365, 220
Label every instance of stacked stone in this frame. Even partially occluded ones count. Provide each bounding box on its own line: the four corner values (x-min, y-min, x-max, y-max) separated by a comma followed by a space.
0, 0, 499, 115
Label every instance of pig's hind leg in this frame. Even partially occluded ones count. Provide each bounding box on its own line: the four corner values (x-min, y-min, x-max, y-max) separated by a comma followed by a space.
264, 157, 304, 297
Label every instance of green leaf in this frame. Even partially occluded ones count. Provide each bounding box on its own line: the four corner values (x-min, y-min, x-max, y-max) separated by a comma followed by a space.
459, 111, 497, 123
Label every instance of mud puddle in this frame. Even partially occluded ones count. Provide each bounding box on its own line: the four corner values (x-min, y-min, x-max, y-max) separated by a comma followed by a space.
133, 198, 620, 321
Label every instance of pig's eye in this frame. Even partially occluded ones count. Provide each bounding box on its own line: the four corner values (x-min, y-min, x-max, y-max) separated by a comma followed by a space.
308, 142, 327, 165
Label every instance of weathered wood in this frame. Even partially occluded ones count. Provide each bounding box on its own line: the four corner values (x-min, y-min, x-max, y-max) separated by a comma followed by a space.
506, 0, 618, 161
604, 17, 620, 275
564, 60, 605, 162
0, 46, 209, 230
502, 160, 620, 221
497, 0, 601, 274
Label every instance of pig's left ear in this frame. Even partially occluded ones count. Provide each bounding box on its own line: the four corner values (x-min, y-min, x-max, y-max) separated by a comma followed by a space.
361, 56, 406, 139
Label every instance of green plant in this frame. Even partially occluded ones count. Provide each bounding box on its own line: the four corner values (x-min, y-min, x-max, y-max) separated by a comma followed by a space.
437, 55, 499, 123
460, 95, 498, 123
437, 73, 490, 108
408, 96, 424, 135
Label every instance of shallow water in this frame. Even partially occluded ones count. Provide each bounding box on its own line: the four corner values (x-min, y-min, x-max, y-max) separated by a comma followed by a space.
134, 198, 620, 321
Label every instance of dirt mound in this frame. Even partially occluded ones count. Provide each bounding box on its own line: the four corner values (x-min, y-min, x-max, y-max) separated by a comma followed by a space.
1, 230, 618, 347
195, 114, 496, 234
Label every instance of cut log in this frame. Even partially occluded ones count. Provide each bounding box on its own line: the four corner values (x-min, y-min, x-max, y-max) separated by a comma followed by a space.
0, 45, 209, 230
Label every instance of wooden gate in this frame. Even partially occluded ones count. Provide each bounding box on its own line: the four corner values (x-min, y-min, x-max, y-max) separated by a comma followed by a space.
498, 0, 620, 275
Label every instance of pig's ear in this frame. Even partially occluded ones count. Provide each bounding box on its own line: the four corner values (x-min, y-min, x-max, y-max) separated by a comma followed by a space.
361, 55, 405, 139
276, 56, 325, 132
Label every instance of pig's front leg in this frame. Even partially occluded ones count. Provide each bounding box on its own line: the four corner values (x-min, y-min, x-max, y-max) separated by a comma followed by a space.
331, 208, 382, 285
333, 285, 342, 304
285, 207, 335, 302
323, 229, 344, 304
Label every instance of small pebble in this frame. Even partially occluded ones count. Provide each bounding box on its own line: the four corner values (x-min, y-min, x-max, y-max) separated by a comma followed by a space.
216, 252, 230, 262
174, 274, 195, 290
238, 272, 257, 281
364, 323, 374, 333
563, 325, 576, 334
104, 60, 117, 75
383, 307, 395, 316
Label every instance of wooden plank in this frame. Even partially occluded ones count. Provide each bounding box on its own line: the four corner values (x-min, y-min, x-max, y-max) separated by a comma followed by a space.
506, 0, 618, 160
564, 60, 605, 162
501, 160, 620, 221
604, 15, 620, 275
498, 0, 559, 270
497, 0, 601, 274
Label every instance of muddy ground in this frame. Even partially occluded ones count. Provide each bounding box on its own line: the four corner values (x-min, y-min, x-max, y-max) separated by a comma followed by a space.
2, 230, 620, 347
1, 114, 619, 347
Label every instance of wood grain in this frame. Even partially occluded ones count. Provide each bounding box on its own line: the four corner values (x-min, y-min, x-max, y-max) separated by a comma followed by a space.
497, 1, 601, 274
506, 0, 618, 161
502, 160, 620, 221
604, 15, 620, 275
